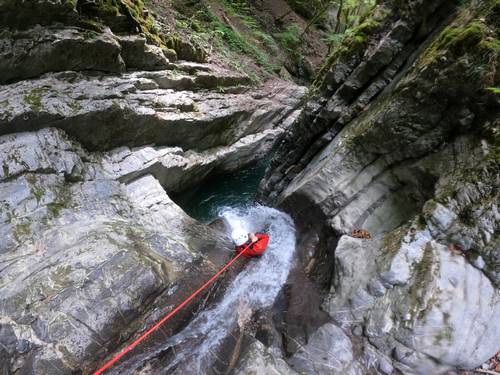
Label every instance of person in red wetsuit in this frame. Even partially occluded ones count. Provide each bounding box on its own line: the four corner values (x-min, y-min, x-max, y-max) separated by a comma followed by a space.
235, 232, 270, 258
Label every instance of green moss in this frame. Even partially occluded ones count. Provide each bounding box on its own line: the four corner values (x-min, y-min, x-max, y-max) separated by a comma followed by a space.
13, 222, 31, 242
23, 88, 46, 112
313, 18, 381, 89
381, 226, 407, 253
47, 203, 65, 218
76, 18, 106, 32
434, 324, 453, 345
83, 30, 99, 39
79, 0, 163, 46
32, 186, 45, 204
439, 22, 486, 49
479, 38, 500, 55
24, 174, 45, 205
408, 242, 435, 319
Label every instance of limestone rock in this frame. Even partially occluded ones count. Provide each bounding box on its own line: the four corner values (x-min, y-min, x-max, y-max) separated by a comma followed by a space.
0, 26, 125, 83
0, 128, 234, 373
0, 74, 305, 152
0, 0, 78, 29
260, 0, 500, 373
233, 340, 297, 375
118, 35, 171, 71
288, 323, 355, 375
325, 232, 500, 375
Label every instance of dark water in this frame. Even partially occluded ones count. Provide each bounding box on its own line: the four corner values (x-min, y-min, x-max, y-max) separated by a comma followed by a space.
170, 162, 268, 223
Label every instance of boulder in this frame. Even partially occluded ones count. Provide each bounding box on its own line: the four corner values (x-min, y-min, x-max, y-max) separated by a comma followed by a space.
326, 233, 500, 375
233, 340, 297, 375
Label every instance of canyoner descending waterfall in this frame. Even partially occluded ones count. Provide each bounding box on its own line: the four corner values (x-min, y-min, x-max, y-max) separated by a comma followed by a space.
4, 0, 499, 373
109, 205, 296, 374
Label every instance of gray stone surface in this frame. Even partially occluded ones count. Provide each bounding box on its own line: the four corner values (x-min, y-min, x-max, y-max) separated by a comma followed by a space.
0, 72, 304, 151
260, 1, 500, 374
118, 35, 171, 71
326, 230, 500, 375
0, 0, 78, 29
288, 323, 355, 375
0, 28, 305, 372
0, 26, 125, 83
0, 128, 237, 373
0, 0, 307, 374
233, 340, 297, 375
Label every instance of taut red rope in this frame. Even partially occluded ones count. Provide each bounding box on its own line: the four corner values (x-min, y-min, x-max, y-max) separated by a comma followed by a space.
92, 244, 251, 375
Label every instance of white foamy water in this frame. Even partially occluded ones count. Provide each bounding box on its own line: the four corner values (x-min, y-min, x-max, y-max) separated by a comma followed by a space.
111, 205, 296, 374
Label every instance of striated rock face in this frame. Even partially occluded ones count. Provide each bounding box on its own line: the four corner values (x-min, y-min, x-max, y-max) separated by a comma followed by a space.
0, 0, 306, 373
0, 86, 303, 373
0, 128, 235, 373
0, 71, 302, 151
0, 26, 126, 83
260, 0, 499, 374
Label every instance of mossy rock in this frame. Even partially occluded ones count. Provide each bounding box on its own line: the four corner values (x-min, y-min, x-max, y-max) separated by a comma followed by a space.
313, 18, 383, 91
23, 88, 47, 113
164, 35, 207, 62
161, 47, 178, 62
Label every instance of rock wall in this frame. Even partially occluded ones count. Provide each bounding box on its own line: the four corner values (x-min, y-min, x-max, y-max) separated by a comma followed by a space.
260, 0, 499, 373
0, 1, 305, 373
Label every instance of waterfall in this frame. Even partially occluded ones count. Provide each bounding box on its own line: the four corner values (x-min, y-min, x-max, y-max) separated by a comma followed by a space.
111, 205, 296, 374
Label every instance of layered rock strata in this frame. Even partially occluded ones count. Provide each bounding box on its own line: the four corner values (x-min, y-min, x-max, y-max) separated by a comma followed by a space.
259, 0, 499, 374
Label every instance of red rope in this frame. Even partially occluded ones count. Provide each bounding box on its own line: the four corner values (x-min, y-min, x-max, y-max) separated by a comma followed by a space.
92, 244, 251, 375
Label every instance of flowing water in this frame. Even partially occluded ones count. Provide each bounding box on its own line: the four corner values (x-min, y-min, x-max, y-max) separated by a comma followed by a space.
111, 174, 297, 374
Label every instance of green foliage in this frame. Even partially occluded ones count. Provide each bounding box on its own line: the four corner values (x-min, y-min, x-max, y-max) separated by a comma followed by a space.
437, 21, 487, 51
275, 24, 301, 52
172, 0, 277, 75
487, 87, 500, 93
479, 38, 500, 55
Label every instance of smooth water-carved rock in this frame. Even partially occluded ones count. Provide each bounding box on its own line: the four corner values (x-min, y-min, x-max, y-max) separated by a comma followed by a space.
0, 58, 304, 371
0, 73, 304, 151
0, 128, 238, 373
326, 233, 500, 375
288, 323, 355, 375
